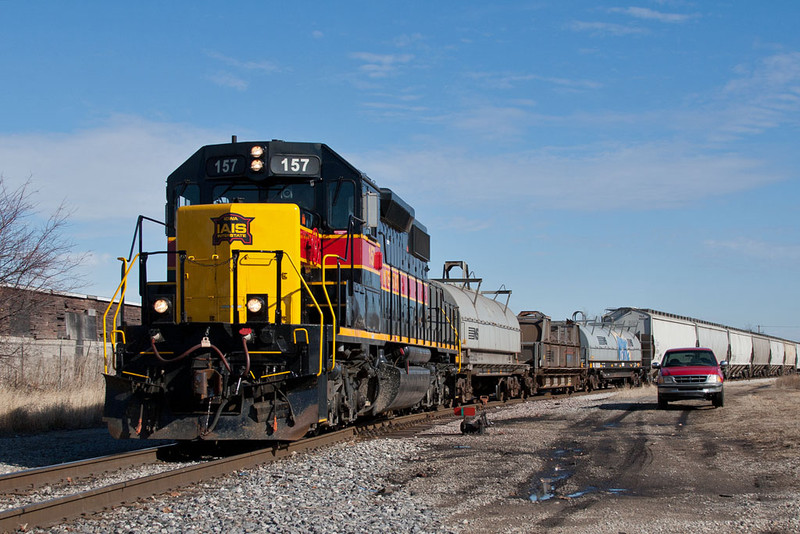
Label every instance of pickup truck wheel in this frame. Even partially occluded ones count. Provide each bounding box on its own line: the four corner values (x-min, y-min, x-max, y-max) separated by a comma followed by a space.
657, 396, 668, 409
712, 391, 724, 408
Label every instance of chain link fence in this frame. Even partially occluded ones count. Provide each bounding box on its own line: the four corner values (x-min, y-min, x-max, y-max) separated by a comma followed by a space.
0, 336, 109, 390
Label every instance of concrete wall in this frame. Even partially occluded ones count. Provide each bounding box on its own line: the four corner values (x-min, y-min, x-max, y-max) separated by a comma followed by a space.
0, 288, 140, 388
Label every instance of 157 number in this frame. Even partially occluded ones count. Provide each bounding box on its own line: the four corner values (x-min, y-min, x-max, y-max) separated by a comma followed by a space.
214, 158, 238, 174
279, 157, 310, 172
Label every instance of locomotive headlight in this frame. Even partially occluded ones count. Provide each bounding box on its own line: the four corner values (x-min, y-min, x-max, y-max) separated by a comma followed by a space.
250, 159, 265, 172
153, 298, 171, 314
250, 145, 264, 158
247, 297, 264, 313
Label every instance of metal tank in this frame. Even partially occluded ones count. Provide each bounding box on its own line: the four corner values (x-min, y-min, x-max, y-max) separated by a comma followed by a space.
431, 261, 523, 401
577, 318, 643, 387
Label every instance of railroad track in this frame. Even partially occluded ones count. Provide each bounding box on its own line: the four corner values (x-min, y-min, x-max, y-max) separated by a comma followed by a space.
0, 409, 452, 532
0, 390, 594, 532
0, 445, 173, 495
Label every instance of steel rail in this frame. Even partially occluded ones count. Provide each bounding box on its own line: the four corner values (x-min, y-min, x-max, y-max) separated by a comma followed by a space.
0, 446, 172, 495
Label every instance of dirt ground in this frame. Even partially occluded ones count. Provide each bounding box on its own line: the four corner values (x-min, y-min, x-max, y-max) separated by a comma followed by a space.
392, 377, 800, 533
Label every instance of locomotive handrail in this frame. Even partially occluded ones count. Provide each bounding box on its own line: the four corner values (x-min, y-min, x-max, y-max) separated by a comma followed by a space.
235, 250, 326, 376
282, 252, 325, 376
322, 253, 346, 371
102, 255, 139, 374
439, 307, 462, 372
127, 215, 169, 263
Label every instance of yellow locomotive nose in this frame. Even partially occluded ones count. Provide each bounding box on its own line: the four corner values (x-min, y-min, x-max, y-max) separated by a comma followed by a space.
176, 203, 302, 325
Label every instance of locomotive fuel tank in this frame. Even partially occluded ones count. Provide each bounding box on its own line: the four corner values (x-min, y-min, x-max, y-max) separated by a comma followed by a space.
370, 363, 431, 414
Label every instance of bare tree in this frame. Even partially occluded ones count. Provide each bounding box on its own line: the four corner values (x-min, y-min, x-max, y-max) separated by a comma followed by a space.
0, 175, 85, 327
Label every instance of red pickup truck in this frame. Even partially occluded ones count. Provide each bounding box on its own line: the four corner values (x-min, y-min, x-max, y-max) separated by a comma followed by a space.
651, 348, 727, 409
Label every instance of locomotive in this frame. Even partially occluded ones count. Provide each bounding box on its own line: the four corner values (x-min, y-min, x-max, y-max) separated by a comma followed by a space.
103, 139, 523, 441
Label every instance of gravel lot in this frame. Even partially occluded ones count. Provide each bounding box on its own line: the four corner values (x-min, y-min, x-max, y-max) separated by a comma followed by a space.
2, 377, 798, 533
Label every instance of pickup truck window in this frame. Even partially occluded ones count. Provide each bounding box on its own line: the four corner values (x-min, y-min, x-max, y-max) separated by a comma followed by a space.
664, 350, 716, 367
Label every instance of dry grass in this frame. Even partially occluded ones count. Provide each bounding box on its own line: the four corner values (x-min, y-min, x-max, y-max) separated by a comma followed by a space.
608, 383, 656, 399
776, 373, 800, 389
0, 338, 107, 434
0, 384, 104, 435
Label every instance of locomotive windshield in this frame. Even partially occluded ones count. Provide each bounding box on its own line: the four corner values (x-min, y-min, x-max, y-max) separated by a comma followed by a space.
211, 182, 316, 211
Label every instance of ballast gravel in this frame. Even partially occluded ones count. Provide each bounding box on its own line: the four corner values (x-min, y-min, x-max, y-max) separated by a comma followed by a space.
2, 381, 799, 533
2, 397, 611, 534
29, 439, 449, 534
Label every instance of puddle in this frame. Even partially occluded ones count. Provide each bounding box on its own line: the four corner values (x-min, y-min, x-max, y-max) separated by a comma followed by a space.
529, 472, 572, 502
566, 486, 597, 498
523, 446, 630, 503
552, 448, 582, 457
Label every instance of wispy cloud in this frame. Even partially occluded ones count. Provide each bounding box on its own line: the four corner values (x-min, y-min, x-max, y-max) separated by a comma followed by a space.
444, 106, 534, 139
350, 52, 415, 78
0, 116, 217, 222
206, 51, 279, 73
466, 71, 602, 90
569, 20, 648, 36
392, 33, 426, 48
205, 51, 279, 90
704, 238, 800, 262
697, 52, 800, 141
609, 7, 700, 23
355, 142, 781, 212
362, 101, 429, 116
209, 72, 248, 91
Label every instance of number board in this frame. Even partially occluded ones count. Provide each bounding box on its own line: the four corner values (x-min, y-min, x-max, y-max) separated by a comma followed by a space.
269, 155, 321, 177
206, 156, 246, 177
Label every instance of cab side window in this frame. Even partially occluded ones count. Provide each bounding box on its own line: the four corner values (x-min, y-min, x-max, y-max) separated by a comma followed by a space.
167, 183, 201, 233
327, 180, 355, 230
176, 183, 200, 208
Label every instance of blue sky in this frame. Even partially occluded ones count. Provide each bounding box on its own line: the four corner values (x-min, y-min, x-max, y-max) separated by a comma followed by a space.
1, 1, 798, 340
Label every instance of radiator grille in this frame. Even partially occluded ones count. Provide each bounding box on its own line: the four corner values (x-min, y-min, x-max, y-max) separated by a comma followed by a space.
674, 375, 708, 384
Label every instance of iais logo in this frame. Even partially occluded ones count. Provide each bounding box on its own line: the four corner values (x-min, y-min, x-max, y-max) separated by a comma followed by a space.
210, 213, 255, 245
